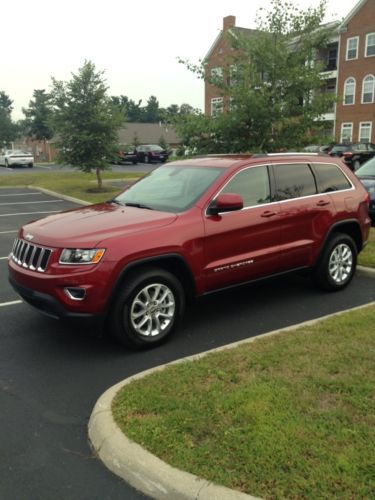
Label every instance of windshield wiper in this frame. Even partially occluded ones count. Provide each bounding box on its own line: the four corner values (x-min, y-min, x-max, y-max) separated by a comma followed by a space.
124, 202, 153, 210
107, 199, 124, 205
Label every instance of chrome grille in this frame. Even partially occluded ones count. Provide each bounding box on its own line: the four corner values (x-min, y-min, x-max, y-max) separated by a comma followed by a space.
11, 238, 52, 272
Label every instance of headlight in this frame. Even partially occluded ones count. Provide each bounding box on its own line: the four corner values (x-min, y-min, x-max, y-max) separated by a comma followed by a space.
59, 248, 105, 265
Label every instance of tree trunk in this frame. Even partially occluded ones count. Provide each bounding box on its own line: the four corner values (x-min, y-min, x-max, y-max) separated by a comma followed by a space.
96, 166, 103, 189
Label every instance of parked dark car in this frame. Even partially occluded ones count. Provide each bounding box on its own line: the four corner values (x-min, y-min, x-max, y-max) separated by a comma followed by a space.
356, 157, 375, 222
136, 144, 168, 164
329, 143, 375, 171
111, 145, 138, 165
118, 146, 138, 165
303, 144, 332, 154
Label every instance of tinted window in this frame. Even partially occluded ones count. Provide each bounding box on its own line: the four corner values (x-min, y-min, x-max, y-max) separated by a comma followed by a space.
274, 164, 317, 200
313, 163, 352, 192
221, 166, 271, 207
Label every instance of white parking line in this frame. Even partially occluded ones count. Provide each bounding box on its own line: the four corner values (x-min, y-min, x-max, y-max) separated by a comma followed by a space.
0, 300, 22, 307
0, 192, 42, 197
0, 200, 63, 206
0, 230, 18, 234
0, 256, 9, 260
0, 210, 60, 217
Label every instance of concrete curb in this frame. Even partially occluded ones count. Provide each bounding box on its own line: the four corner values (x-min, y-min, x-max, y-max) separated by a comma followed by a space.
357, 265, 375, 278
29, 186, 90, 206
88, 301, 375, 500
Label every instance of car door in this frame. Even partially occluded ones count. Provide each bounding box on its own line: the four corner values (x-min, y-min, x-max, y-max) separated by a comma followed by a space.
203, 165, 281, 291
271, 162, 335, 270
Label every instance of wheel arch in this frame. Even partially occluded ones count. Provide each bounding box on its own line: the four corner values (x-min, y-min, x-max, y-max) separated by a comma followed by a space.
319, 219, 363, 261
106, 254, 196, 314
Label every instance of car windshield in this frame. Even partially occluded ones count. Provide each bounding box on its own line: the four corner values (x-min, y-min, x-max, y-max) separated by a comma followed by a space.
356, 158, 375, 177
331, 145, 350, 153
114, 164, 224, 212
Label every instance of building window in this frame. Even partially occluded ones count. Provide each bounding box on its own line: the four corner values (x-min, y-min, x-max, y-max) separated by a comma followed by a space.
365, 33, 375, 57
211, 97, 223, 116
362, 75, 375, 103
343, 77, 355, 105
359, 122, 372, 143
327, 46, 337, 70
340, 123, 353, 142
346, 37, 359, 60
210, 67, 223, 82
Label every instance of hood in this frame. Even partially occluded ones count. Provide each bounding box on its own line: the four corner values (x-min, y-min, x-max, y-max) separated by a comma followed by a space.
20, 202, 177, 247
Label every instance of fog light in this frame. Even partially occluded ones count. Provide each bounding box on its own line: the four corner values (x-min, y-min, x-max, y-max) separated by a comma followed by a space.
64, 287, 86, 301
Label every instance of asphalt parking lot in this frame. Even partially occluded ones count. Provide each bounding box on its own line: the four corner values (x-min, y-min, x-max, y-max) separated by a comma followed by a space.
1, 187, 374, 500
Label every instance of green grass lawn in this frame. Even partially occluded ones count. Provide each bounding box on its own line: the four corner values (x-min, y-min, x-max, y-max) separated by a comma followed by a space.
0, 170, 141, 204
112, 305, 375, 499
358, 227, 375, 268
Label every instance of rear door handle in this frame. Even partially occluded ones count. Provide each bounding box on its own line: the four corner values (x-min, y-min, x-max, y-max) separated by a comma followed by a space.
316, 200, 330, 207
261, 210, 278, 218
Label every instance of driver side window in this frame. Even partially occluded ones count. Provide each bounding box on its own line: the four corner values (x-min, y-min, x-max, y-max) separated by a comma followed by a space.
222, 166, 271, 207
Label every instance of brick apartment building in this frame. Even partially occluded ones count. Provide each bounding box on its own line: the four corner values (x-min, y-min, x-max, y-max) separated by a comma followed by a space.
204, 0, 375, 144
335, 0, 375, 143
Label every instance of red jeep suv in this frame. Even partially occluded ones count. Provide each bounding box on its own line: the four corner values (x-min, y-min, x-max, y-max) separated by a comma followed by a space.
8, 154, 371, 348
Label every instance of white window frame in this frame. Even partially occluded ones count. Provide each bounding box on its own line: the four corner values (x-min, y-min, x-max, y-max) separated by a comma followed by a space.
343, 77, 356, 105
365, 32, 375, 57
361, 75, 375, 104
359, 122, 372, 143
211, 97, 223, 116
340, 123, 353, 142
346, 36, 359, 60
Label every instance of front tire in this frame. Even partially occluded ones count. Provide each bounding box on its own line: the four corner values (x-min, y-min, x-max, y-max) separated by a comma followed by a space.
110, 267, 185, 349
313, 233, 357, 291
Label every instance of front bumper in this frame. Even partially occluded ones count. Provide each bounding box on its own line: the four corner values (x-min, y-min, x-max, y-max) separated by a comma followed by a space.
8, 257, 113, 318
9, 275, 102, 321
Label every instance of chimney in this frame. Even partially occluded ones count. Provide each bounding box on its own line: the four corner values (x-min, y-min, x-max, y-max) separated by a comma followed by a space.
223, 15, 236, 30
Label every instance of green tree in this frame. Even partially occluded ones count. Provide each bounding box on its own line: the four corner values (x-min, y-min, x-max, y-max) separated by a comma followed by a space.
180, 0, 336, 152
0, 91, 17, 147
143, 95, 160, 123
50, 61, 123, 189
22, 89, 54, 142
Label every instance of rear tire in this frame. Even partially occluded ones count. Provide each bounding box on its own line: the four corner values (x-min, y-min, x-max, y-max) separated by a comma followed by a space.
313, 233, 357, 291
110, 267, 185, 349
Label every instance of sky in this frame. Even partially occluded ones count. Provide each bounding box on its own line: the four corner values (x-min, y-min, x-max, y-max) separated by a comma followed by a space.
2, 0, 357, 120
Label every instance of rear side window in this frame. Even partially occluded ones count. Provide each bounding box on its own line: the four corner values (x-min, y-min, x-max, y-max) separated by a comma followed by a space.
273, 163, 317, 200
221, 165, 271, 207
313, 163, 352, 192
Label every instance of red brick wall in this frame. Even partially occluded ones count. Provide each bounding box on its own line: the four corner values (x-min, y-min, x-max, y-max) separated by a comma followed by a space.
335, 0, 375, 142
204, 16, 238, 116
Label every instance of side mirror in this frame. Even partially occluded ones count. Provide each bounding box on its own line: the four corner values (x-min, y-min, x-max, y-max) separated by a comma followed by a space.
207, 193, 244, 216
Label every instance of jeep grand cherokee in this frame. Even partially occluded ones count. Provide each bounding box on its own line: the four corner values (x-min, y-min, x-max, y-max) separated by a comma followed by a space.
8, 154, 371, 348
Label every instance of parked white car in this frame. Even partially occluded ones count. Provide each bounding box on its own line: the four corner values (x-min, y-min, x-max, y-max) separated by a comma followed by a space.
0, 149, 34, 168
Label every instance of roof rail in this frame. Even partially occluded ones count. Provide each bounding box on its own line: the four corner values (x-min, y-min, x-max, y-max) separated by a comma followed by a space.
252, 152, 329, 158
